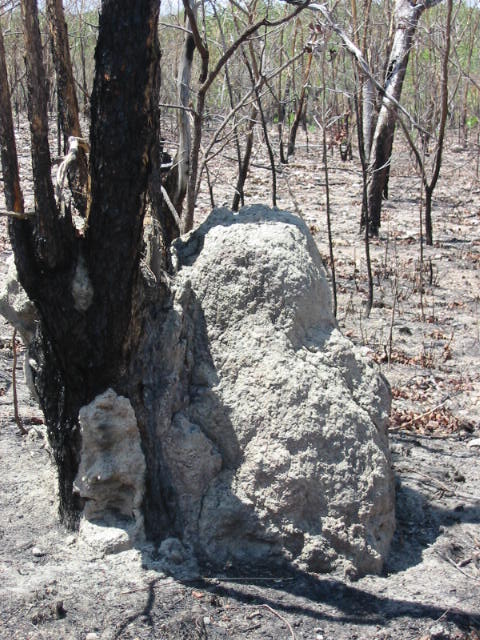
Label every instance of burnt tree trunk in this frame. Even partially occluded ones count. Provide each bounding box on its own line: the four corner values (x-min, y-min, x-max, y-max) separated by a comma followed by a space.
0, 25, 24, 215
7, 0, 161, 528
46, 0, 88, 215
287, 47, 313, 158
46, 0, 82, 145
173, 3, 196, 217
232, 104, 258, 211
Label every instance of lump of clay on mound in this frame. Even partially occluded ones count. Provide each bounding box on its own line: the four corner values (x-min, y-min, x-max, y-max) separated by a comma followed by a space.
74, 389, 146, 554
167, 205, 395, 578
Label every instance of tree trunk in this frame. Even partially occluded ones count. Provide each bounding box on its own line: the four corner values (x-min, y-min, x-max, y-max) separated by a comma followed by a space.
0, 25, 24, 214
232, 104, 258, 211
424, 0, 452, 246
46, 0, 88, 215
287, 48, 313, 158
425, 185, 433, 246
173, 5, 195, 216
366, 0, 425, 235
9, 0, 161, 528
20, 0, 63, 266
362, 76, 375, 160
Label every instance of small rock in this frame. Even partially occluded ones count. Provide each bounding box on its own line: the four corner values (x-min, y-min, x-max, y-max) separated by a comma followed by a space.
55, 601, 67, 619
86, 633, 99, 640
428, 623, 449, 639
32, 547, 45, 557
203, 617, 211, 625
77, 518, 135, 556
156, 537, 199, 580
65, 535, 76, 546
467, 438, 480, 448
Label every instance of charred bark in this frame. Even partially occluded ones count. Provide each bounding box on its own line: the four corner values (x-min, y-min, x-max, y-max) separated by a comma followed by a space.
287, 48, 313, 158
21, 0, 64, 266
174, 25, 195, 216
0, 25, 24, 214
46, 0, 88, 215
9, 0, 162, 527
46, 0, 82, 144
232, 104, 258, 212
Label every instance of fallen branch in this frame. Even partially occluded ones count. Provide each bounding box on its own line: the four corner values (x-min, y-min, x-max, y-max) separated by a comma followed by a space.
211, 576, 295, 582
434, 550, 480, 583
397, 466, 480, 502
260, 604, 296, 640
398, 398, 450, 430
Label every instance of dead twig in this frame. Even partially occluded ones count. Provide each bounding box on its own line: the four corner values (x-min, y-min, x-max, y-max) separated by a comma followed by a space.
210, 576, 295, 582
434, 550, 480, 583
260, 604, 296, 639
397, 398, 450, 430
12, 329, 27, 435
397, 466, 480, 502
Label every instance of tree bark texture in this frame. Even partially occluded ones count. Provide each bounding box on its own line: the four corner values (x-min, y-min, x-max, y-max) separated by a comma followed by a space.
232, 103, 258, 211
8, 0, 161, 527
46, 0, 88, 215
362, 76, 375, 160
287, 48, 314, 158
174, 25, 195, 216
424, 0, 452, 245
21, 0, 63, 266
0, 25, 24, 214
366, 0, 424, 234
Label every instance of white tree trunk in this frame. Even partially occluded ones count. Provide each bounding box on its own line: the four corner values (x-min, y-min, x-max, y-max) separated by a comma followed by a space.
362, 76, 375, 160
366, 0, 427, 233
174, 0, 195, 213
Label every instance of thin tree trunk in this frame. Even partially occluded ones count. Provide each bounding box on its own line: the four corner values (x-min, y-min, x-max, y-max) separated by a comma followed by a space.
362, 76, 375, 159
46, 0, 88, 215
424, 0, 452, 246
366, 0, 425, 235
20, 0, 63, 267
232, 104, 258, 211
174, 2, 195, 216
0, 24, 24, 215
79, 17, 89, 113
287, 47, 314, 158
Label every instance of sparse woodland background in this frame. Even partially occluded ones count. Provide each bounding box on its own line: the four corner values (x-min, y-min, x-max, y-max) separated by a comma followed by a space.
1, 0, 480, 255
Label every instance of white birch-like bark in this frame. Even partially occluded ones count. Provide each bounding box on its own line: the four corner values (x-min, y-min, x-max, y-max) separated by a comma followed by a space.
366, 0, 444, 232
174, 0, 196, 213
362, 76, 375, 159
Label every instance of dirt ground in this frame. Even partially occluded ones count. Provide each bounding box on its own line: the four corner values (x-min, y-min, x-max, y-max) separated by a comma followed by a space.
1, 121, 480, 640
